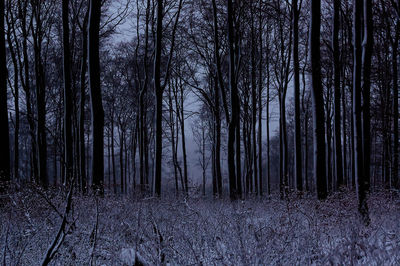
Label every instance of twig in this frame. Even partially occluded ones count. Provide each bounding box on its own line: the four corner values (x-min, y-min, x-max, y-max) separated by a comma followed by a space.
41, 181, 74, 266
90, 196, 99, 266
2, 220, 9, 266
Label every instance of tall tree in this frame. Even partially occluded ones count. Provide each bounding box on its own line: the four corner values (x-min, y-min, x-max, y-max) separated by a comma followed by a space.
258, 0, 263, 196
88, 0, 104, 192
227, 0, 240, 199
63, 0, 73, 183
333, 0, 344, 189
31, 0, 48, 187
310, 0, 327, 199
153, 0, 183, 196
153, 0, 164, 197
0, 0, 10, 188
357, 0, 372, 224
5, 2, 19, 181
79, 8, 89, 193
293, 0, 302, 191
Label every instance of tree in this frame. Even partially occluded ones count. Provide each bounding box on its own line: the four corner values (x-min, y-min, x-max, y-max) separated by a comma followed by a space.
227, 0, 241, 199
79, 7, 89, 193
310, 0, 327, 199
63, 0, 73, 184
293, 0, 302, 192
153, 0, 183, 196
88, 0, 104, 192
0, 0, 10, 188
333, 0, 344, 189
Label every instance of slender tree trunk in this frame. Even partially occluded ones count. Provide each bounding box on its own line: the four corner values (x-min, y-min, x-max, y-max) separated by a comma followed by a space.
79, 8, 89, 193
153, 0, 163, 196
179, 81, 188, 194
258, 2, 263, 195
119, 127, 124, 194
266, 48, 271, 196
107, 130, 111, 189
392, 29, 399, 189
251, 3, 258, 195
0, 0, 10, 187
354, 0, 369, 224
20, 1, 38, 182
361, 0, 372, 194
202, 127, 206, 196
63, 0, 73, 184
138, 0, 150, 192
6, 12, 19, 181
293, 0, 302, 192
310, 0, 327, 199
32, 4, 48, 188
88, 0, 104, 192
111, 118, 116, 194
211, 0, 224, 196
342, 67, 347, 186
227, 0, 238, 200
333, 0, 344, 189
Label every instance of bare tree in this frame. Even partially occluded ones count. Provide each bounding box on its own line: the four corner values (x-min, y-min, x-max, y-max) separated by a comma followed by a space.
88, 0, 104, 192
310, 0, 327, 199
0, 0, 10, 188
293, 0, 302, 192
63, 0, 73, 184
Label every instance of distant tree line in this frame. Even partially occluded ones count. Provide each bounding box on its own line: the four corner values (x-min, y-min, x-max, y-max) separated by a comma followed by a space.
0, 0, 399, 222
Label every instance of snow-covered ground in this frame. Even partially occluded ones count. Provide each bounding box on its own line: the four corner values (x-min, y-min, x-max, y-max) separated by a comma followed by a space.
1, 189, 399, 265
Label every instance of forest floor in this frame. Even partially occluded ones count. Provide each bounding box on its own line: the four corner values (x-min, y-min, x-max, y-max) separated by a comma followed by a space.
0, 187, 400, 265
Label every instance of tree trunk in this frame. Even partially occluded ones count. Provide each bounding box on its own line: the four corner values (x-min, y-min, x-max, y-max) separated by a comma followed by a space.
119, 127, 124, 194
333, 0, 344, 189
63, 0, 73, 184
179, 81, 188, 194
211, 0, 224, 196
250, 2, 258, 195
258, 2, 263, 195
0, 0, 10, 187
20, 0, 38, 182
293, 0, 302, 192
266, 46, 271, 196
111, 118, 116, 194
88, 0, 104, 192
6, 10, 19, 181
353, 0, 369, 224
310, 0, 327, 199
32, 3, 48, 188
227, 0, 239, 200
79, 8, 89, 193
153, 0, 163, 196
392, 28, 399, 189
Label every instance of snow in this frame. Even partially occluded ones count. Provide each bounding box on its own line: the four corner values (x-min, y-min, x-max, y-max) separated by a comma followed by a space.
1, 189, 400, 265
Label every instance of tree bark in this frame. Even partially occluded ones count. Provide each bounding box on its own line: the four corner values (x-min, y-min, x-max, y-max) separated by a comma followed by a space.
6, 7, 19, 181
333, 0, 344, 189
153, 0, 163, 196
79, 8, 89, 193
293, 0, 302, 192
63, 0, 73, 184
88, 0, 104, 192
32, 1, 48, 188
227, 0, 239, 200
310, 0, 327, 199
0, 0, 10, 188
392, 27, 399, 189
353, 0, 369, 224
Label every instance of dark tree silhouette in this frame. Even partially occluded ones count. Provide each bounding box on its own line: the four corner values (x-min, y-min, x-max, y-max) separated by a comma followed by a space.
310, 0, 327, 199
88, 0, 104, 192
0, 0, 10, 189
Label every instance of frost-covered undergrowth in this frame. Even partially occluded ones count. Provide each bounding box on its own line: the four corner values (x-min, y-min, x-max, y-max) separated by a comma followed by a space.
1, 188, 399, 265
